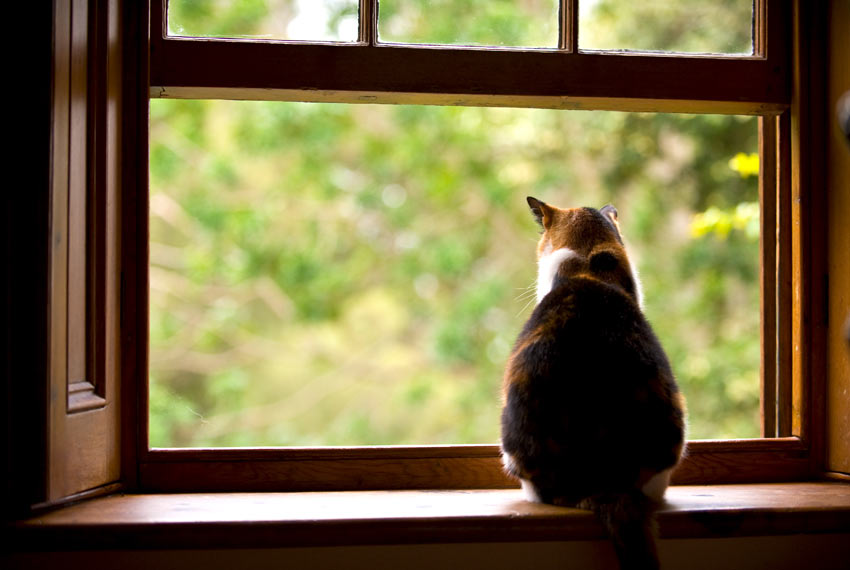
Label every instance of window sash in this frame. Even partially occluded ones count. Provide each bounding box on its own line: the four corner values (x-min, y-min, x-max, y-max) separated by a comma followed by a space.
151, 1, 786, 114
136, 0, 814, 492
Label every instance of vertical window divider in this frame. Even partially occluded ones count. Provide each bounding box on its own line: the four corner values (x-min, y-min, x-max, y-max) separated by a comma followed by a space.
754, 0, 766, 57
759, 115, 778, 437
561, 0, 578, 52
760, 110, 794, 439
776, 110, 793, 437
361, 0, 378, 46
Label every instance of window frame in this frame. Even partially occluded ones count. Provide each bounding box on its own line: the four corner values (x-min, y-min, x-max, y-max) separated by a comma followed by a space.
126, 0, 823, 493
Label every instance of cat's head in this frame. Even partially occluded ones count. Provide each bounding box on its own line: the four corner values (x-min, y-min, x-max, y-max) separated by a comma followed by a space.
527, 196, 643, 307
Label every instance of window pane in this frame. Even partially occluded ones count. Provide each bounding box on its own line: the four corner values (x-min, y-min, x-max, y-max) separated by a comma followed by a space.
167, 0, 359, 42
580, 0, 754, 55
378, 0, 559, 47
150, 100, 760, 447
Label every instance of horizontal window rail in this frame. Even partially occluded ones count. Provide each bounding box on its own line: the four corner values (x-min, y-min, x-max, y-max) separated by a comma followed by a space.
139, 438, 810, 492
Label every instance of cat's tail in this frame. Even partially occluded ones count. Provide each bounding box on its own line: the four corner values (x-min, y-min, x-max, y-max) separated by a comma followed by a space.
579, 490, 660, 570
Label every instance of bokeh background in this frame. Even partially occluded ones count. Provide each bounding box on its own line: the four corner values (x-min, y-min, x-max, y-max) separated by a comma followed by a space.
150, 0, 760, 447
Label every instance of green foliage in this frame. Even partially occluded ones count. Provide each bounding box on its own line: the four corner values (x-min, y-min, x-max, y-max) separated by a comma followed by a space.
379, 0, 558, 47
168, 0, 358, 41
150, 0, 762, 447
581, 0, 754, 54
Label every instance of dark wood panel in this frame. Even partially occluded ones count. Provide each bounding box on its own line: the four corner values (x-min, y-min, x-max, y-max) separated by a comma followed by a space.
825, 0, 850, 476
760, 116, 778, 437
777, 111, 793, 437
141, 457, 514, 492
45, 0, 124, 504
149, 39, 789, 113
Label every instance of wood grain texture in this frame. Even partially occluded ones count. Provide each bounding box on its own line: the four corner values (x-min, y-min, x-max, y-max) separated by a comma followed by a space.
153, 85, 787, 116
789, 0, 829, 475
67, 0, 89, 393
759, 116, 778, 437
777, 111, 793, 437
138, 439, 810, 492
804, 0, 829, 481
119, 0, 150, 493
10, 483, 850, 551
826, 0, 850, 476
150, 41, 788, 114
140, 457, 515, 492
46, 0, 123, 503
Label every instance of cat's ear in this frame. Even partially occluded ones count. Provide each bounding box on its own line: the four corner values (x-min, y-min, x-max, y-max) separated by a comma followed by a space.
600, 204, 618, 224
527, 196, 552, 229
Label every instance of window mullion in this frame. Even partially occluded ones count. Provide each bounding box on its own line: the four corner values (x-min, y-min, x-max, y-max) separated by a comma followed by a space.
759, 115, 778, 438
360, 0, 377, 46
561, 0, 578, 52
776, 111, 793, 437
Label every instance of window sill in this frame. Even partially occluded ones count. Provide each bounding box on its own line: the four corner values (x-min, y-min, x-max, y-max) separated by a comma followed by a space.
9, 482, 850, 551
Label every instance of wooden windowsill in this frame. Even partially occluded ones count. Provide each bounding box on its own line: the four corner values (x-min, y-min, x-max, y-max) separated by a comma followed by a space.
9, 482, 850, 552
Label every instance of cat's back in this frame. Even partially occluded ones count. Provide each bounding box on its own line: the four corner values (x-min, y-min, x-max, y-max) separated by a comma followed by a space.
507, 272, 673, 428
501, 198, 685, 503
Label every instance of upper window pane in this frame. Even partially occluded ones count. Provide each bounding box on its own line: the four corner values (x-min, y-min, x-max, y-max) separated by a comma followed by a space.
580, 0, 754, 55
378, 0, 559, 48
167, 0, 359, 42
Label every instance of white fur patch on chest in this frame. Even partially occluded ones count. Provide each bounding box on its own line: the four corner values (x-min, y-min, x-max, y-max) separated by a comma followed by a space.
536, 246, 578, 303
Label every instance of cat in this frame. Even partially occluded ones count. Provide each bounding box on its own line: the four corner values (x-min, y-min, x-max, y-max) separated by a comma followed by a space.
500, 197, 687, 570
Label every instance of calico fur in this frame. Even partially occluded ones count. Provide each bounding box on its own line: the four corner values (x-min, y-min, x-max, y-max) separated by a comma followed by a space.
501, 197, 687, 570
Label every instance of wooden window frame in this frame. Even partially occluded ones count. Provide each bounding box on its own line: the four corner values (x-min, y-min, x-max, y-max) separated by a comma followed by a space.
108, 0, 829, 493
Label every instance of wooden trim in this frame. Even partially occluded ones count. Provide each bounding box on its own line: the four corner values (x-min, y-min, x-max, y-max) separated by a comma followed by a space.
824, 472, 850, 483
825, 0, 850, 477
149, 39, 788, 113
152, 86, 785, 116
13, 484, 850, 551
776, 111, 793, 437
49, 1, 72, 482
137, 439, 809, 492
360, 0, 377, 46
754, 0, 766, 58
802, 1, 829, 477
761, 109, 795, 439
759, 116, 778, 437
67, 0, 89, 400
27, 482, 124, 517
560, 0, 578, 52
789, 1, 828, 475
120, 0, 151, 491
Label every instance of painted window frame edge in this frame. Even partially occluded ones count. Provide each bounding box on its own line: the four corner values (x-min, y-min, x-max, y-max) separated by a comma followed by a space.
134, 0, 821, 493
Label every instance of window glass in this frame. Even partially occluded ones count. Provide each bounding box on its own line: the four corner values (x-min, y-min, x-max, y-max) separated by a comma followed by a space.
149, 100, 760, 447
167, 0, 359, 42
378, 0, 559, 48
580, 0, 754, 55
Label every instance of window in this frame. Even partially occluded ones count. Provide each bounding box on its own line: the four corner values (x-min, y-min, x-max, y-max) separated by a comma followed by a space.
127, 0, 825, 493
29, 1, 846, 512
